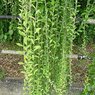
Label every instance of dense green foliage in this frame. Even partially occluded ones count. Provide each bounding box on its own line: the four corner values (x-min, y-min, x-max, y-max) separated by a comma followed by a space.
8, 0, 21, 42
0, 0, 94, 44
81, 58, 95, 95
74, 0, 95, 45
18, 0, 76, 95
0, 0, 20, 42
0, 0, 95, 95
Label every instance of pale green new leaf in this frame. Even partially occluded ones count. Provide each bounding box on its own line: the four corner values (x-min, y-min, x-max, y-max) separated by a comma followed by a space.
16, 43, 23, 47
35, 28, 41, 33
19, 31, 26, 36
18, 62, 24, 65
34, 45, 41, 51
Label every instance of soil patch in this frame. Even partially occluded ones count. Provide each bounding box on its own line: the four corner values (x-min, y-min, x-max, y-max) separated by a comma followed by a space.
0, 54, 24, 78
72, 43, 94, 86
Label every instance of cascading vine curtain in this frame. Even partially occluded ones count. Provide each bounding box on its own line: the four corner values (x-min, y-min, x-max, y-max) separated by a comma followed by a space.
18, 0, 76, 95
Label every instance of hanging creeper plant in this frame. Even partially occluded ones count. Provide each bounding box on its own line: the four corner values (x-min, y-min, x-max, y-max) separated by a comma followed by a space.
18, 0, 50, 95
18, 0, 76, 95
55, 0, 76, 94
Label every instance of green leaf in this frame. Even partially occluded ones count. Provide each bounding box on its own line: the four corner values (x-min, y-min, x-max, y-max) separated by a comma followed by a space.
24, 38, 27, 45
16, 43, 23, 47
19, 31, 26, 36
34, 45, 41, 51
18, 62, 24, 65
31, 39, 34, 44
4, 35, 7, 40
9, 30, 13, 36
18, 27, 23, 30
35, 10, 40, 15
35, 28, 41, 33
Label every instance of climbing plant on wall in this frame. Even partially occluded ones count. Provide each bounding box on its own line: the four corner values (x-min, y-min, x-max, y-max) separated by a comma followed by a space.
18, 0, 76, 95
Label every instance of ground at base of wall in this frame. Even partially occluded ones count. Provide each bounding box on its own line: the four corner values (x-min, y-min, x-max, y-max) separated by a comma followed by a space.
0, 54, 24, 79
